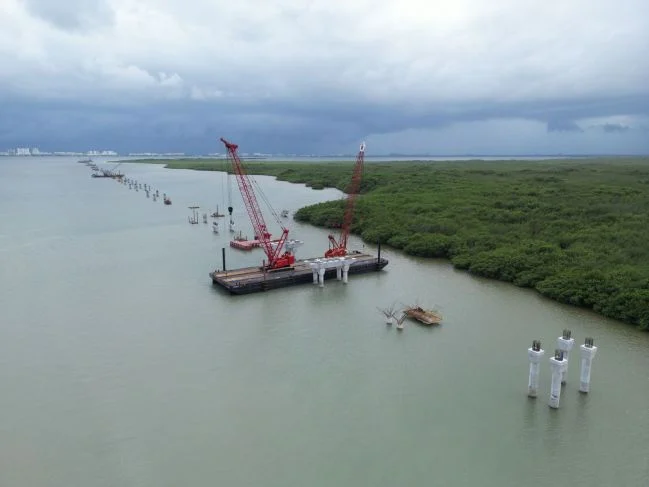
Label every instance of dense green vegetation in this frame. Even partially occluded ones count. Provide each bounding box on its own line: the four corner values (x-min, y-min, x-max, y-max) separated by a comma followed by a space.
120, 157, 649, 330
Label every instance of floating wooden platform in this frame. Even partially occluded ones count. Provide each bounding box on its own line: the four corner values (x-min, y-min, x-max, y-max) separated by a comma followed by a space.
229, 238, 286, 251
404, 306, 443, 325
229, 239, 261, 251
211, 252, 388, 294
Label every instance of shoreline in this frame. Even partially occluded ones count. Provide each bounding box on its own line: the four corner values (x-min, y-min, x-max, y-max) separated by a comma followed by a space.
116, 157, 649, 330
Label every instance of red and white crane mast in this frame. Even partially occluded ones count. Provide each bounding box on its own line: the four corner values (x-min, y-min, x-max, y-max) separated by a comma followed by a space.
325, 142, 365, 258
220, 137, 294, 269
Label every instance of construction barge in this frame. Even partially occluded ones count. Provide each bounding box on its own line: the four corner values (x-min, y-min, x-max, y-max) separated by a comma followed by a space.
212, 138, 388, 295
211, 251, 388, 295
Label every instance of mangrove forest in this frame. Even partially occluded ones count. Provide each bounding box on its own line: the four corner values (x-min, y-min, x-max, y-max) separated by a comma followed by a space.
123, 157, 649, 330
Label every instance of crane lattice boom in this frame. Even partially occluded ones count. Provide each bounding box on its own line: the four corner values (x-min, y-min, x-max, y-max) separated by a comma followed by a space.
325, 142, 365, 258
220, 138, 294, 269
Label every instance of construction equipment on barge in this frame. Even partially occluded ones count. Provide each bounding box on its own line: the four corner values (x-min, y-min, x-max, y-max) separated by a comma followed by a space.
91, 161, 124, 180
210, 138, 388, 294
220, 137, 294, 270
211, 248, 387, 294
325, 142, 365, 258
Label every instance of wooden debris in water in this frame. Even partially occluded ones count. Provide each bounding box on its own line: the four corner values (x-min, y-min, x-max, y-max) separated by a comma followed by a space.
403, 305, 443, 325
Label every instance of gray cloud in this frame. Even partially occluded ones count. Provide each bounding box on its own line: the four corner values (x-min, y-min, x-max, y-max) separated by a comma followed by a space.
22, 0, 114, 31
547, 120, 583, 133
0, 0, 648, 154
3, 94, 647, 155
602, 123, 631, 133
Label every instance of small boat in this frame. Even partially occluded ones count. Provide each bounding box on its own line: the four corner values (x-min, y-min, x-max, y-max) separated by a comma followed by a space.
281, 209, 289, 218
403, 306, 442, 325
211, 206, 225, 218
164, 197, 172, 205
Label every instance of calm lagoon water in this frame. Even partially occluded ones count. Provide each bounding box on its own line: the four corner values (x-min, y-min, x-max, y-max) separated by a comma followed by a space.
0, 157, 647, 487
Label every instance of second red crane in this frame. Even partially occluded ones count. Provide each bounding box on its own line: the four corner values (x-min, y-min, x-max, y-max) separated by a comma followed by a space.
325, 142, 365, 258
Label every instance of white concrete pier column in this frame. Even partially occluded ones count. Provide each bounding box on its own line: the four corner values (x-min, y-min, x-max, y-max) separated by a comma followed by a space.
318, 267, 325, 287
549, 350, 567, 409
579, 337, 598, 393
312, 269, 318, 284
342, 263, 350, 284
336, 265, 342, 280
527, 340, 545, 398
557, 329, 575, 384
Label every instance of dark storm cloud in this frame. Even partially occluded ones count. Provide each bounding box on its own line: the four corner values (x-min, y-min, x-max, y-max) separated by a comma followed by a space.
547, 120, 583, 133
1, 0, 648, 154
2, 92, 648, 154
602, 123, 631, 133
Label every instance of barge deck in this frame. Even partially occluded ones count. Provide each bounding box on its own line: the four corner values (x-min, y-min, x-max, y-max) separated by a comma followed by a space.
211, 252, 388, 294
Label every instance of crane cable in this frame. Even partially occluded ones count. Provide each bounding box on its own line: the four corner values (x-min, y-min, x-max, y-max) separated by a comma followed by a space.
225, 157, 234, 225
247, 172, 285, 231
235, 154, 285, 231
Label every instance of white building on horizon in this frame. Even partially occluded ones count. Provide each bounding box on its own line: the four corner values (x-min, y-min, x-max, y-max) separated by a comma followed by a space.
5, 147, 42, 155
1, 147, 119, 156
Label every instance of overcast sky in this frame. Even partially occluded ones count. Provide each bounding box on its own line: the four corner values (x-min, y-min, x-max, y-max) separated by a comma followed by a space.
1, 0, 648, 154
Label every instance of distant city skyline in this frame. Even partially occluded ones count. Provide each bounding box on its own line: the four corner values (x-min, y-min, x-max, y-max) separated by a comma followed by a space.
0, 147, 118, 157
2, 145, 647, 159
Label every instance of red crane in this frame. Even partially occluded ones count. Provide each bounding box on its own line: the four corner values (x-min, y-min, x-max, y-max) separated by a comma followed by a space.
325, 142, 365, 258
220, 137, 295, 269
